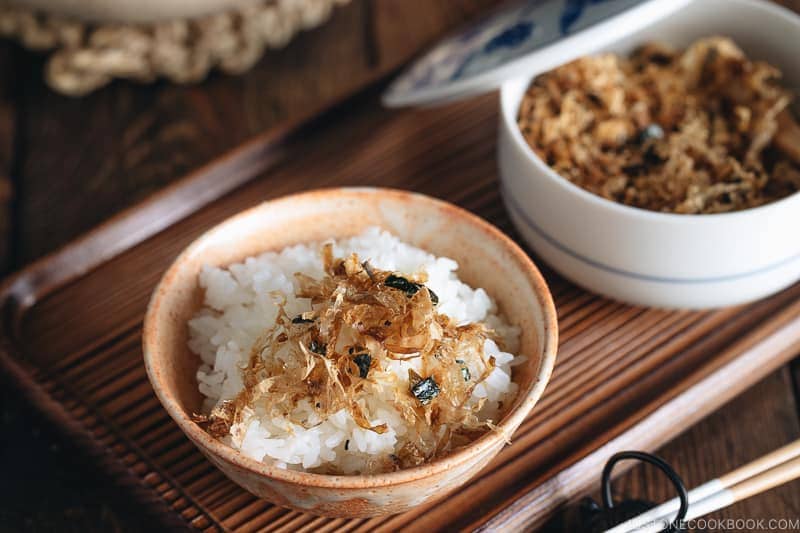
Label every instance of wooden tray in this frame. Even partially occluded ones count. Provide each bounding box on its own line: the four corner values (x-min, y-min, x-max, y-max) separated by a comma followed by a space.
3, 88, 800, 532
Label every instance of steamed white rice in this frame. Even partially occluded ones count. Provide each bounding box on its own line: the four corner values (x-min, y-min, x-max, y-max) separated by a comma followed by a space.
189, 227, 522, 473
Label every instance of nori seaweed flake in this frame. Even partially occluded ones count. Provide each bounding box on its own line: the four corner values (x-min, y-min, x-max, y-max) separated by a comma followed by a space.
410, 376, 440, 405
427, 287, 439, 305
292, 315, 314, 324
384, 274, 420, 296
385, 274, 438, 304
308, 340, 326, 355
353, 353, 372, 379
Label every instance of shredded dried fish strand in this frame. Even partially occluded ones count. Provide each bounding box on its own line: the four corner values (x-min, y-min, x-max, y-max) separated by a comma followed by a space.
518, 36, 800, 214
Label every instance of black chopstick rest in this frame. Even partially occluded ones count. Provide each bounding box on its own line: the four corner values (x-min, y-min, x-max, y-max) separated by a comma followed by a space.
541, 451, 689, 533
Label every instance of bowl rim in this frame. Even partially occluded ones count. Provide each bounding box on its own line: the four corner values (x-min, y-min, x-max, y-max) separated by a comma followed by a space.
498, 0, 800, 225
142, 186, 559, 490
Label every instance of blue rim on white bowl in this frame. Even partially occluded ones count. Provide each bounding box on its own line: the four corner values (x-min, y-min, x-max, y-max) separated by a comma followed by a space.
495, 0, 800, 308
500, 183, 800, 286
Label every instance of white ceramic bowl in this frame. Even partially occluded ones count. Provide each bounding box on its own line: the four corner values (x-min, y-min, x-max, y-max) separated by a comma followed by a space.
499, 0, 800, 309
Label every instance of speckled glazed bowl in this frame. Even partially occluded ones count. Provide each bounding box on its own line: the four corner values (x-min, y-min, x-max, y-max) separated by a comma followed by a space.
143, 187, 558, 517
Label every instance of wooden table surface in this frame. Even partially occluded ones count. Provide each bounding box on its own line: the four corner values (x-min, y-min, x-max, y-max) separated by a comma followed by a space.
1, 1, 799, 531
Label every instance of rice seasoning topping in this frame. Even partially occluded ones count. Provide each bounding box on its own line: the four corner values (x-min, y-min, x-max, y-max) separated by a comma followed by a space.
195, 244, 505, 472
518, 36, 800, 214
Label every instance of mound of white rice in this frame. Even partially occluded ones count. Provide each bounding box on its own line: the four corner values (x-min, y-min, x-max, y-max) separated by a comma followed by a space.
189, 227, 522, 473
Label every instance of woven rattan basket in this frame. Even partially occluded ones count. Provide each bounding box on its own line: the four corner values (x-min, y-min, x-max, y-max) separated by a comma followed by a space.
0, 0, 350, 95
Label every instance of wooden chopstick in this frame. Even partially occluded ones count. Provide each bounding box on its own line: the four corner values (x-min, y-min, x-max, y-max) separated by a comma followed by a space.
729, 454, 800, 503
605, 439, 800, 533
638, 455, 800, 533
718, 438, 800, 489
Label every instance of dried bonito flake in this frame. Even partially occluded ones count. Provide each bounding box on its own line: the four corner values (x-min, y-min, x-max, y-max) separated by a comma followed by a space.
195, 247, 504, 471
518, 36, 800, 214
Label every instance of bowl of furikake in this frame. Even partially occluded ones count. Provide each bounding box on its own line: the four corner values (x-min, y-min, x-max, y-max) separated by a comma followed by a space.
499, 0, 800, 309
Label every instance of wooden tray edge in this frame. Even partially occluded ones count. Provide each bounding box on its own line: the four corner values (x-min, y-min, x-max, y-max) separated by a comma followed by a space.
4, 69, 800, 531
0, 76, 390, 311
0, 75, 392, 531
476, 297, 800, 530
0, 343, 205, 530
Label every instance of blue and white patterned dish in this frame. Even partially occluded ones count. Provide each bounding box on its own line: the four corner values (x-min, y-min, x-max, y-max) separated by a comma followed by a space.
383, 0, 691, 107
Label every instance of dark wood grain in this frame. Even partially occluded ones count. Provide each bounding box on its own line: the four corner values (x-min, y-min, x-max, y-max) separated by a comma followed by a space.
14, 0, 501, 265
2, 0, 800, 531
772, 0, 800, 12
14, 2, 369, 263
1, 2, 504, 531
0, 44, 15, 274
589, 369, 800, 532
3, 84, 800, 532
372, 0, 497, 68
